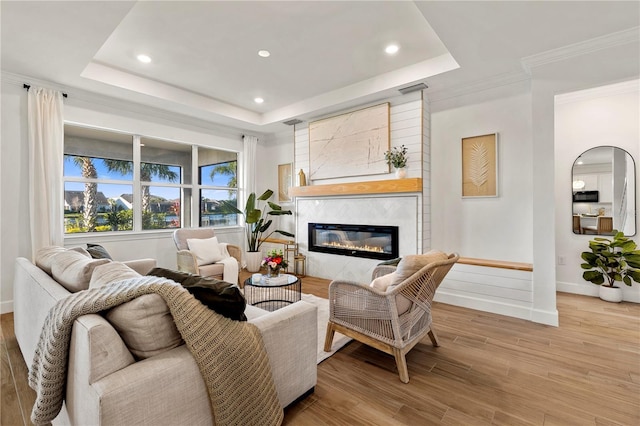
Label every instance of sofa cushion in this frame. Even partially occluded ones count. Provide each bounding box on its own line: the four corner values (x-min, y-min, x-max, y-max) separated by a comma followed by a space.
86, 243, 113, 260
105, 294, 184, 360
147, 268, 246, 321
391, 250, 449, 286
187, 236, 224, 266
50, 250, 110, 292
35, 246, 90, 275
89, 262, 141, 289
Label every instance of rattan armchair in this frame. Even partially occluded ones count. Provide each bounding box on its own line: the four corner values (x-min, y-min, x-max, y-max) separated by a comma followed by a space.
173, 228, 242, 282
324, 252, 459, 383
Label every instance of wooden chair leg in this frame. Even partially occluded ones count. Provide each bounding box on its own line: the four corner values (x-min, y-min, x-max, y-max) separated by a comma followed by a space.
428, 327, 439, 347
324, 322, 336, 352
393, 348, 410, 383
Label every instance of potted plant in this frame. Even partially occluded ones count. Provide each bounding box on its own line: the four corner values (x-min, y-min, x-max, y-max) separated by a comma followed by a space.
384, 145, 409, 178
223, 189, 294, 272
580, 230, 640, 302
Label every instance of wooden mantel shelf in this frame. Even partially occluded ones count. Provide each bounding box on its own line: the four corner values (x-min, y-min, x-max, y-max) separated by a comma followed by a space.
289, 178, 422, 197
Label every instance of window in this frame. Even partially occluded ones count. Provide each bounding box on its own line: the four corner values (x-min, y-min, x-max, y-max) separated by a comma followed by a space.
63, 125, 239, 234
199, 148, 238, 227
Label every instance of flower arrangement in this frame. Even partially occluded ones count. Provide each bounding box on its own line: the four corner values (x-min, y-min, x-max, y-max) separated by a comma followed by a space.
384, 145, 408, 169
262, 249, 288, 275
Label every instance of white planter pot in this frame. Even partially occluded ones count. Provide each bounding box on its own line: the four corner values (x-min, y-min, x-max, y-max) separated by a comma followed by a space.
245, 251, 263, 273
599, 285, 623, 303
395, 167, 407, 179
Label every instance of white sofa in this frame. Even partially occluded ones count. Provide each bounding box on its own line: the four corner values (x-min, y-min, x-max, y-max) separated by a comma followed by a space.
13, 250, 317, 425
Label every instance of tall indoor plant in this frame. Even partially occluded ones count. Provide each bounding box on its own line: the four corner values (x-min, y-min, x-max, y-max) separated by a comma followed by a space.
581, 230, 640, 302
224, 189, 294, 272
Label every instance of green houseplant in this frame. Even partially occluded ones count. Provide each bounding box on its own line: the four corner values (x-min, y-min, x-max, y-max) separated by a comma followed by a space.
384, 145, 409, 178
223, 189, 294, 271
384, 145, 408, 169
581, 230, 640, 302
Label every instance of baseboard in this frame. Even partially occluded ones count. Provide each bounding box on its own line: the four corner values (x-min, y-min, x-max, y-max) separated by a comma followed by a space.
556, 281, 599, 297
530, 308, 559, 327
434, 291, 532, 322
0, 299, 13, 315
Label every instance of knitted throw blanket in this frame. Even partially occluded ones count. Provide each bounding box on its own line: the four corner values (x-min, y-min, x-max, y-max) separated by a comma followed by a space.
28, 276, 283, 426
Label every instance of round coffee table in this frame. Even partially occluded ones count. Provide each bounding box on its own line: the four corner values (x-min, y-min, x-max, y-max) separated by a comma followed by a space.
243, 273, 302, 311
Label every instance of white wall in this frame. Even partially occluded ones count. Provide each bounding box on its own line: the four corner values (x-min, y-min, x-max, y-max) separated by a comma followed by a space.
0, 74, 247, 313
431, 91, 534, 262
555, 80, 640, 302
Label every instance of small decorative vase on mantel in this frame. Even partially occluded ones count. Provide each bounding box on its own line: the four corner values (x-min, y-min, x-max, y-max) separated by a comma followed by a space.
395, 167, 407, 179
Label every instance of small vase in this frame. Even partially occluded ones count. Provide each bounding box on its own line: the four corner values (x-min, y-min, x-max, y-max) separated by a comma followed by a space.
267, 266, 281, 277
395, 167, 407, 179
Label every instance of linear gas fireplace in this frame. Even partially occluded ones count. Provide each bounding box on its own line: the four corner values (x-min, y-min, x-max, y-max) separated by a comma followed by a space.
308, 223, 399, 261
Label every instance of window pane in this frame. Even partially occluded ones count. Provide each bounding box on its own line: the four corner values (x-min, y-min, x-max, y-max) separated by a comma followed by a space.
64, 155, 134, 180
141, 137, 189, 184
142, 186, 181, 230
64, 183, 133, 233
200, 161, 237, 187
200, 189, 238, 227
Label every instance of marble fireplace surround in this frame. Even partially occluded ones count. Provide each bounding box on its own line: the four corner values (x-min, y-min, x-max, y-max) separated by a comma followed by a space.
296, 194, 421, 283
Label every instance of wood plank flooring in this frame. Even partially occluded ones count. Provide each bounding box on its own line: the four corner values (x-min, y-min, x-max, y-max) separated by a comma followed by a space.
2, 272, 639, 425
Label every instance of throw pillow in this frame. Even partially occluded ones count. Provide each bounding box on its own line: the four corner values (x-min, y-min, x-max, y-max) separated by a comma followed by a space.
370, 272, 396, 291
147, 268, 247, 321
187, 236, 224, 266
391, 250, 449, 286
105, 294, 184, 360
35, 246, 90, 275
370, 272, 412, 315
51, 250, 110, 292
86, 243, 113, 260
89, 262, 141, 289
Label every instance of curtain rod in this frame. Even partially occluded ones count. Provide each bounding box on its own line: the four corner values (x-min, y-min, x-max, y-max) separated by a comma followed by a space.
23, 84, 68, 98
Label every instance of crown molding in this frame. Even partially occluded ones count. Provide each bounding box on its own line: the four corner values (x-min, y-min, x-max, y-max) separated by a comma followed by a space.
2, 71, 260, 140
555, 78, 639, 105
426, 70, 530, 104
521, 26, 640, 73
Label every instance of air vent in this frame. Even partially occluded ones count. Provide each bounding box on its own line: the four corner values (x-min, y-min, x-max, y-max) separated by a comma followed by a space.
283, 119, 302, 126
398, 83, 428, 95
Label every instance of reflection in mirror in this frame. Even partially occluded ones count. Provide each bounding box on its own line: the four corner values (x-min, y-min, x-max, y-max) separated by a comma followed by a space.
572, 146, 636, 236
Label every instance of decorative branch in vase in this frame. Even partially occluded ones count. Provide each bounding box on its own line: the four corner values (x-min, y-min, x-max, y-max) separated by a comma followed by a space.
384, 145, 408, 178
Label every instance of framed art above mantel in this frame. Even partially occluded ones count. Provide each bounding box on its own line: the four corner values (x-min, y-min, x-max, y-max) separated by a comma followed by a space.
308, 103, 390, 181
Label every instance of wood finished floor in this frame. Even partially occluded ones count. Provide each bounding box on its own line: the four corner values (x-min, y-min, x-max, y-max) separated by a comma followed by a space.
1, 272, 639, 425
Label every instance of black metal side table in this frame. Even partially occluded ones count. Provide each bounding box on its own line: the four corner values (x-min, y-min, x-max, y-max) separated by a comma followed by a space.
243, 273, 302, 311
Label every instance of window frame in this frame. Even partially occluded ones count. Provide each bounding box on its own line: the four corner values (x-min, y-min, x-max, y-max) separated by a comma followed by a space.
63, 125, 240, 237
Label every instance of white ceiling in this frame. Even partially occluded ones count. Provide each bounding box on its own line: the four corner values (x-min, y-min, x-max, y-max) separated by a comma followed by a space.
2, 1, 639, 134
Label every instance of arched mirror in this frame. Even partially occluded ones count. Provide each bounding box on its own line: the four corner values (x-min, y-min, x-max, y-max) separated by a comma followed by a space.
572, 146, 636, 236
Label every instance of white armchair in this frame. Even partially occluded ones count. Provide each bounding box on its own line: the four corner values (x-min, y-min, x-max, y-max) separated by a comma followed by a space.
172, 228, 242, 283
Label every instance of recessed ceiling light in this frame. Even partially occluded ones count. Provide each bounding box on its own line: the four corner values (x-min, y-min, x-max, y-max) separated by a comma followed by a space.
385, 44, 399, 55
254, 97, 264, 104
137, 54, 152, 63
258, 50, 271, 58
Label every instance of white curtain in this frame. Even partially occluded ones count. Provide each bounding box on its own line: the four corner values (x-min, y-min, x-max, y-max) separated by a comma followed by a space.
242, 135, 258, 199
27, 87, 64, 258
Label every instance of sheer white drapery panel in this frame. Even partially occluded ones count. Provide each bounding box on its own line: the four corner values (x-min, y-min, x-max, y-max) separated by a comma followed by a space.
27, 86, 64, 258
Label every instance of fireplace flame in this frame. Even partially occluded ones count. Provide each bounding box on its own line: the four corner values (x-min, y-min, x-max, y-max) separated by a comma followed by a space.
321, 241, 384, 253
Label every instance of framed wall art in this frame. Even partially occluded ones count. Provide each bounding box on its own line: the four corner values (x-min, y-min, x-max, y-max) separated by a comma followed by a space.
278, 163, 293, 202
308, 103, 390, 181
461, 133, 498, 198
